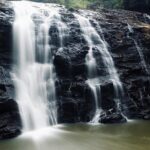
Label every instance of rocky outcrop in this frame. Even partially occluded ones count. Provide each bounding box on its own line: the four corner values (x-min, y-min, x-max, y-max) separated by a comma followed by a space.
0, 99, 22, 140
0, 2, 150, 139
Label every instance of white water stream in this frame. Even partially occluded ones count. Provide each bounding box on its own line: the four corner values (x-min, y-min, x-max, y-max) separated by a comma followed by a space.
12, 1, 65, 131
127, 23, 149, 74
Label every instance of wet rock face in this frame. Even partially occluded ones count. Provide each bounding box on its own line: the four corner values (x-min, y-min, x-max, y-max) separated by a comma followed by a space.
0, 3, 22, 139
93, 9, 150, 120
55, 8, 150, 124
0, 2, 150, 139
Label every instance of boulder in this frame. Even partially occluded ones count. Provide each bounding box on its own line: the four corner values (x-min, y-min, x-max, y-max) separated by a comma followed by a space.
100, 109, 127, 124
0, 99, 22, 140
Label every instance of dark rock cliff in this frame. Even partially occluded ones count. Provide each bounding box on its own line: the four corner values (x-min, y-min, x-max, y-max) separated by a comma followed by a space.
0, 3, 22, 140
123, 0, 150, 14
0, 2, 150, 139
94, 9, 150, 120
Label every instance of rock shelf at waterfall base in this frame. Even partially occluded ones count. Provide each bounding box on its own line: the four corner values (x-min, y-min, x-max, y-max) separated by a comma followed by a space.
0, 1, 150, 139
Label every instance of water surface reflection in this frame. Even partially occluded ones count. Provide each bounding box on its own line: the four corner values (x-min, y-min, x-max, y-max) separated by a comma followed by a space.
0, 121, 150, 150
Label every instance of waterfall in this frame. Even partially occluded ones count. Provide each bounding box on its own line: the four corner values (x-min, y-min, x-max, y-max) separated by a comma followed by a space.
11, 0, 125, 128
127, 23, 149, 74
12, 1, 64, 131
74, 12, 124, 123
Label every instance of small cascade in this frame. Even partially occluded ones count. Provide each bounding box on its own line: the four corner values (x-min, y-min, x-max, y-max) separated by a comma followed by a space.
74, 12, 124, 123
144, 14, 150, 22
56, 12, 69, 53
12, 1, 65, 131
127, 23, 149, 74
74, 13, 101, 123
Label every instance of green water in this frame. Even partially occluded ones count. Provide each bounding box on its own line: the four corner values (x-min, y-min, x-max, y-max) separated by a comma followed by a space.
0, 121, 150, 150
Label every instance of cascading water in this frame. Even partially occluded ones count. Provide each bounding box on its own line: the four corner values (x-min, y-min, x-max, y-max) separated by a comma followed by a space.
127, 23, 149, 74
144, 14, 150, 21
74, 12, 124, 123
11, 0, 125, 128
74, 13, 101, 123
12, 1, 64, 131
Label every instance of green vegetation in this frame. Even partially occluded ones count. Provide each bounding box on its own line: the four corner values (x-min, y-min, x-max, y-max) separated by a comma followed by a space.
33, 0, 123, 9
98, 0, 123, 9
59, 0, 91, 9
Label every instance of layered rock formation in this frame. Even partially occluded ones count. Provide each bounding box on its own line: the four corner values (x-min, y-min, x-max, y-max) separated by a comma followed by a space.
0, 2, 150, 139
